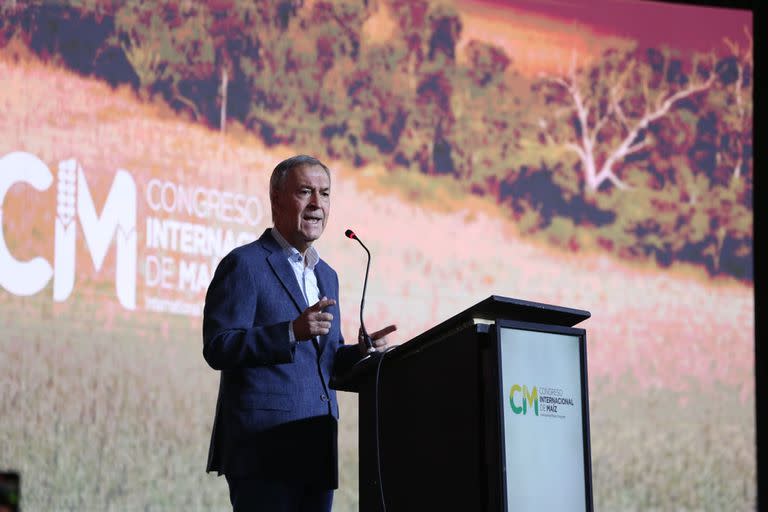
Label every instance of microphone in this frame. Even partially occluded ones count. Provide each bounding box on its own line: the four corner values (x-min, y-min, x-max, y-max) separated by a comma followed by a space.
346, 229, 388, 511
345, 229, 376, 354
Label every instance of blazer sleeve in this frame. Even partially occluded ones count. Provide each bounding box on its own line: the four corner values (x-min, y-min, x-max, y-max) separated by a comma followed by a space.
202, 250, 295, 370
331, 270, 365, 376
333, 344, 362, 378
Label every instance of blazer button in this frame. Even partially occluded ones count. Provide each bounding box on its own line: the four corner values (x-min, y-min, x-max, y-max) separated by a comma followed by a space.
321, 394, 329, 402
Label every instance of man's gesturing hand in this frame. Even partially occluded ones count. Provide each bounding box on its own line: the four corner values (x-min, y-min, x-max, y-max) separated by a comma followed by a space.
293, 297, 335, 341
359, 324, 397, 354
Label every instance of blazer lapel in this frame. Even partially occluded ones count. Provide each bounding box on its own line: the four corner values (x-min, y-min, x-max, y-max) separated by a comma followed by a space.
262, 230, 309, 314
314, 263, 333, 356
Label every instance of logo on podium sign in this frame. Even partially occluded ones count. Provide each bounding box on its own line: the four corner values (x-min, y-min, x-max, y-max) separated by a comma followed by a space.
509, 384, 539, 416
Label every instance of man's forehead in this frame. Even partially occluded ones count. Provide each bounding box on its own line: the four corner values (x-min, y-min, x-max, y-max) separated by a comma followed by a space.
290, 165, 331, 186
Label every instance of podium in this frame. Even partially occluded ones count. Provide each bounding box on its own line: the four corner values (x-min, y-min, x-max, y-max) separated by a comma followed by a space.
332, 295, 593, 512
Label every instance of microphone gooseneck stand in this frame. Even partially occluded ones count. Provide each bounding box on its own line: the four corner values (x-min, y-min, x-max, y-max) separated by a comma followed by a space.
344, 228, 388, 512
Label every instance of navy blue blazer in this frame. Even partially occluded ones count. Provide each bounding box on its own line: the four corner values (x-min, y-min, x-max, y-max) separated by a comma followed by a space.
203, 229, 360, 488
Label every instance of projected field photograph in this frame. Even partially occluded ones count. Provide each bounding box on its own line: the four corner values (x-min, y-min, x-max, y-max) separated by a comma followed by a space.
0, 1, 754, 510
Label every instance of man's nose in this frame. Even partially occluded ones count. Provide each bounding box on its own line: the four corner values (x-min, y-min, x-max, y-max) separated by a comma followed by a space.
309, 191, 322, 205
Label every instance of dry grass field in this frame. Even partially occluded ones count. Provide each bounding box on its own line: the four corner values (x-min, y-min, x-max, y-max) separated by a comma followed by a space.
0, 57, 755, 510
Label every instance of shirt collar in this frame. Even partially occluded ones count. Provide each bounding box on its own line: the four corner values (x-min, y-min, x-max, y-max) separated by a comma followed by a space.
271, 228, 320, 270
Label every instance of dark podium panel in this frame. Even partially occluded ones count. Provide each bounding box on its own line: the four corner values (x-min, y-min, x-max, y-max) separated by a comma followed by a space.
332, 296, 593, 512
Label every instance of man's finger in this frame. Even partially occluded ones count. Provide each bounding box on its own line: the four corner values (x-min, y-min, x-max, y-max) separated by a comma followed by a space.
371, 324, 397, 340
313, 323, 331, 334
311, 297, 336, 311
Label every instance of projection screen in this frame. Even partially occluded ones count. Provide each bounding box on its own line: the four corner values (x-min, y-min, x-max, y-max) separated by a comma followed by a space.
0, 0, 754, 510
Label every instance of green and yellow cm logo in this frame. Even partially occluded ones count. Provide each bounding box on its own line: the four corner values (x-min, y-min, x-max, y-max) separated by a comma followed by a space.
509, 384, 538, 416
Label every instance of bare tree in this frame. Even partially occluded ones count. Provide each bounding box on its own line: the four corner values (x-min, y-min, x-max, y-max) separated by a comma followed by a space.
539, 49, 716, 192
722, 27, 753, 180
220, 67, 228, 133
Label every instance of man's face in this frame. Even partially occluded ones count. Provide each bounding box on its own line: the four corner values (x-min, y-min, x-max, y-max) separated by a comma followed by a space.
273, 164, 330, 253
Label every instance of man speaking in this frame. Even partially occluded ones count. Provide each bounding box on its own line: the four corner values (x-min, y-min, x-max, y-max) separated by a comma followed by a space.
202, 155, 395, 511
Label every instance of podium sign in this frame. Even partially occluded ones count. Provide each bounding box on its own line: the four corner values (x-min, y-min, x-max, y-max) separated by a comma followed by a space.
496, 320, 593, 512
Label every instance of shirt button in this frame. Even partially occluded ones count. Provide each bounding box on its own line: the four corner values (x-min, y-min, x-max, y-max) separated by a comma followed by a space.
321, 394, 329, 402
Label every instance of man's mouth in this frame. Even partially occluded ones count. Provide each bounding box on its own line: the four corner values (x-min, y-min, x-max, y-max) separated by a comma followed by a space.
303, 215, 323, 224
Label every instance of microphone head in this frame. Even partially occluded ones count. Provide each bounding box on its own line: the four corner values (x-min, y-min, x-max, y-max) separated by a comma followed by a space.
345, 229, 356, 239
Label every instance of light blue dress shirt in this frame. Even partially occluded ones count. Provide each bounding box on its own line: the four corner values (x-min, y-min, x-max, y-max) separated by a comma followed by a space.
271, 228, 321, 342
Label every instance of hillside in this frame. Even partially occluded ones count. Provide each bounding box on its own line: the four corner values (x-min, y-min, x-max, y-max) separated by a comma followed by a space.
0, 57, 755, 510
